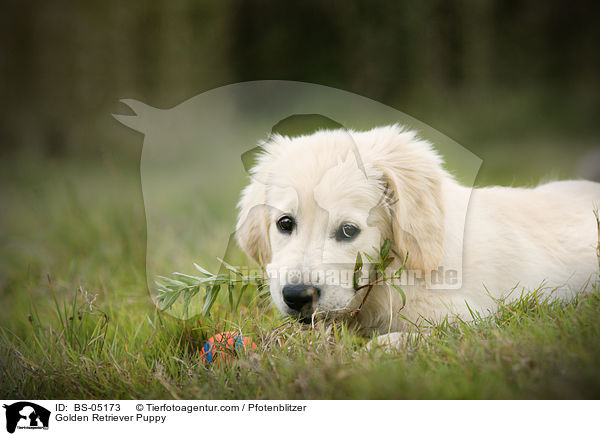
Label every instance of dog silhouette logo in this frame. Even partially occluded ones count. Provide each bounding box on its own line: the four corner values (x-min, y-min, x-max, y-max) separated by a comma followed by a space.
3, 402, 50, 433
113, 81, 481, 319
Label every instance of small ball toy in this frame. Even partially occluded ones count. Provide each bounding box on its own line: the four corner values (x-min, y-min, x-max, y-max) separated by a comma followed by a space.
199, 331, 257, 365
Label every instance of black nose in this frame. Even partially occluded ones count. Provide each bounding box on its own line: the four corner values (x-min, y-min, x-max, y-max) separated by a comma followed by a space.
282, 284, 321, 312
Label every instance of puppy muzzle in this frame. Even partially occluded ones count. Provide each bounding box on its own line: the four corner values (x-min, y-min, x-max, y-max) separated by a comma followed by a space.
281, 284, 321, 322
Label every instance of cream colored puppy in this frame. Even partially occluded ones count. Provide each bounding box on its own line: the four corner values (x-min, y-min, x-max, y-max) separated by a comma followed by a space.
236, 125, 600, 339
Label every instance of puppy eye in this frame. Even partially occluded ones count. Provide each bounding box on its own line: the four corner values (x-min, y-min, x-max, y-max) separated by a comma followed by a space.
277, 215, 295, 234
336, 223, 360, 241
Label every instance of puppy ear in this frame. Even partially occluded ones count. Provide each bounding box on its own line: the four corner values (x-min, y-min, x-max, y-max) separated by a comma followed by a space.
236, 180, 272, 265
371, 129, 445, 274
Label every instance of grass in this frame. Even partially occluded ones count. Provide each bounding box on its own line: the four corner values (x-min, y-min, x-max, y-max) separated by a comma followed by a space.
3, 280, 600, 399
1, 137, 600, 399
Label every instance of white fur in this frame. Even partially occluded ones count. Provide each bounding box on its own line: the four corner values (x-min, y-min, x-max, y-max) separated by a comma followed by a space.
237, 125, 600, 336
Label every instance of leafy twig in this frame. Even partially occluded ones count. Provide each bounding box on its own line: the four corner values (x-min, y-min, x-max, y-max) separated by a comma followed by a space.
156, 239, 406, 321
155, 262, 265, 318
353, 239, 408, 311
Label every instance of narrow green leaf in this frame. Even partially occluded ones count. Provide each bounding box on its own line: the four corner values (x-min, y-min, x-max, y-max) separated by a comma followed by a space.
380, 239, 391, 260
193, 263, 213, 276
182, 289, 193, 319
392, 284, 407, 309
172, 272, 206, 285
216, 257, 243, 277
383, 256, 394, 270
202, 284, 221, 318
235, 283, 249, 311
155, 275, 188, 288
158, 290, 182, 311
228, 283, 234, 310
354, 252, 363, 271
353, 252, 363, 289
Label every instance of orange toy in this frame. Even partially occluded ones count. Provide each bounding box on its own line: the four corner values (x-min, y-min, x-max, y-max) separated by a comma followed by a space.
199, 331, 257, 365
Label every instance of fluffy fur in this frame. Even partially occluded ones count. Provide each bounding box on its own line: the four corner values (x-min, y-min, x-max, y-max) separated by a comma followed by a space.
236, 125, 600, 336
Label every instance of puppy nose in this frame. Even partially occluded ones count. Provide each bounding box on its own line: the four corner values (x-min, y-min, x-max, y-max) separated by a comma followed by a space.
282, 284, 320, 312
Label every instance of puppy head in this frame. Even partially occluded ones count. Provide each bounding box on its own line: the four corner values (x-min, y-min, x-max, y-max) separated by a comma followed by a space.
236, 125, 445, 322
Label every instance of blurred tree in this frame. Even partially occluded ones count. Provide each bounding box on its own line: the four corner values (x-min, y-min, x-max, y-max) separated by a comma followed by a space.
0, 0, 598, 157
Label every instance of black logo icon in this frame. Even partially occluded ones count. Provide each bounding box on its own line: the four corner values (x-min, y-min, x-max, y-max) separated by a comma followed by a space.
2, 402, 50, 434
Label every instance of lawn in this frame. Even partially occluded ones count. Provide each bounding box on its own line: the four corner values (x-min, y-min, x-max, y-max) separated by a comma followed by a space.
1, 131, 599, 400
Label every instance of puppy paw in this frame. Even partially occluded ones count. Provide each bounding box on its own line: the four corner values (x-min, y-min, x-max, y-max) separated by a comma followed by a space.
364, 332, 411, 352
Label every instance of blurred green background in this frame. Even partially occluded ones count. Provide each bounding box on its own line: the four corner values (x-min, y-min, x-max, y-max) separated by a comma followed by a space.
1, 0, 599, 164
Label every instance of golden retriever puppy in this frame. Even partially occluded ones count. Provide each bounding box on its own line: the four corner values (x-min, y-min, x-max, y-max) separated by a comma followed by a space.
236, 125, 600, 338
